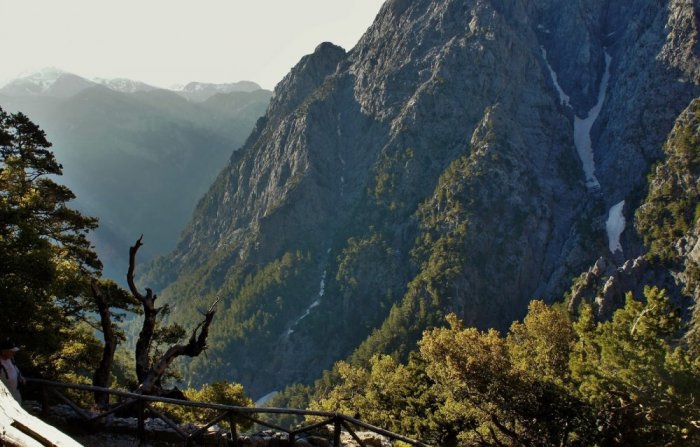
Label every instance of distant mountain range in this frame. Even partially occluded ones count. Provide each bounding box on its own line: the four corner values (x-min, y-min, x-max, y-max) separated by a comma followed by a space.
1, 67, 262, 101
0, 68, 272, 280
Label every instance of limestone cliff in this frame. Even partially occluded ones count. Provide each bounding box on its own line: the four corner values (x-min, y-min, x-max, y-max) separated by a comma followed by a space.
147, 0, 700, 397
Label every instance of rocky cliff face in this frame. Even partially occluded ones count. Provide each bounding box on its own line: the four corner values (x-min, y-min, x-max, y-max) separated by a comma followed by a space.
568, 96, 700, 346
148, 0, 700, 397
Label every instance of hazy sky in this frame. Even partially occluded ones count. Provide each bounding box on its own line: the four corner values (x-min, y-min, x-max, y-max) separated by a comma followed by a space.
0, 0, 385, 90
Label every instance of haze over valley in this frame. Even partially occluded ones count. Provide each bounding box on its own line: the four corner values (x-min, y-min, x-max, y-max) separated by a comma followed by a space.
0, 70, 272, 277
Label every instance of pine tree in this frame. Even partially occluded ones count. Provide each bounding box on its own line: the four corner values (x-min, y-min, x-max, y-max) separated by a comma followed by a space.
0, 107, 101, 376
571, 287, 700, 445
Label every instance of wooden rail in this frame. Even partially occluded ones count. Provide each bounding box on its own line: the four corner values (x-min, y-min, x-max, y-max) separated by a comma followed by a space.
26, 378, 431, 447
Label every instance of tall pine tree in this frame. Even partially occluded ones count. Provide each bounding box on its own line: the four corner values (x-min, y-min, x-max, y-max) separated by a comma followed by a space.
0, 107, 102, 377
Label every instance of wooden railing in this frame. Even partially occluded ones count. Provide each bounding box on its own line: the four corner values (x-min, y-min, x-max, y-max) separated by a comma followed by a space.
27, 378, 431, 447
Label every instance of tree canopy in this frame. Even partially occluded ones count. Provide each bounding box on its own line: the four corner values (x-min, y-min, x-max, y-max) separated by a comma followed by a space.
311, 289, 700, 446
0, 107, 103, 378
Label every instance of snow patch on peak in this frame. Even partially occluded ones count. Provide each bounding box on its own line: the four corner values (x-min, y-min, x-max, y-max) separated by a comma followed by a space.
94, 78, 158, 93
0, 68, 95, 97
14, 67, 65, 93
27, 67, 66, 81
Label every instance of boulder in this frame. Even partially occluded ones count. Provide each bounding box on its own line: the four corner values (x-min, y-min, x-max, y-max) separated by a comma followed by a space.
0, 381, 82, 446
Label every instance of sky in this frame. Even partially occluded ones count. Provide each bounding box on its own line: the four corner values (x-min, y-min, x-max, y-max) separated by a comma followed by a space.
0, 0, 386, 90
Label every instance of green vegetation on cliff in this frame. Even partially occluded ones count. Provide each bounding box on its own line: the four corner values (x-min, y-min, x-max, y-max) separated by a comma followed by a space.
635, 98, 700, 350
178, 250, 319, 385
636, 99, 700, 264
312, 288, 700, 446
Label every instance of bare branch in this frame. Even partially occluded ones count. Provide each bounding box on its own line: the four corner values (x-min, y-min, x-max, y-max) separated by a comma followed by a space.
139, 299, 219, 394
127, 237, 219, 395
127, 235, 145, 302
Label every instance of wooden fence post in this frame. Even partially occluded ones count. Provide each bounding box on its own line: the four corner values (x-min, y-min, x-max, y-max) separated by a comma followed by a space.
40, 385, 49, 418
333, 417, 342, 447
229, 413, 238, 447
137, 400, 146, 442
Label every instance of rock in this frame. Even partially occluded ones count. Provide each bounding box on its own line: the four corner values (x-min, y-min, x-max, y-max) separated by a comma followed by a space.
591, 257, 607, 276
336, 430, 392, 447
306, 436, 331, 447
0, 383, 83, 447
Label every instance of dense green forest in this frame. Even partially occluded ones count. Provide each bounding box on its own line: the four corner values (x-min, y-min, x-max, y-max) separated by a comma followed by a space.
0, 106, 108, 382
306, 289, 699, 446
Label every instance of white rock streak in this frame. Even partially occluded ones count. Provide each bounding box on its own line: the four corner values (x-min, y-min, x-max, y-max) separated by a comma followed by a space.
543, 49, 622, 252
255, 390, 279, 406
573, 52, 611, 190
542, 48, 612, 190
319, 269, 327, 297
337, 113, 346, 196
540, 46, 571, 108
606, 200, 626, 253
286, 270, 326, 336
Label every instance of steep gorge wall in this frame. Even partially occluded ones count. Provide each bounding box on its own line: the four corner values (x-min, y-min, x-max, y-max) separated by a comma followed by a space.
148, 0, 700, 397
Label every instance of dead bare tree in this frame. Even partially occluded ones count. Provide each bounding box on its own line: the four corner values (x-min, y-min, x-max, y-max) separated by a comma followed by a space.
127, 235, 218, 395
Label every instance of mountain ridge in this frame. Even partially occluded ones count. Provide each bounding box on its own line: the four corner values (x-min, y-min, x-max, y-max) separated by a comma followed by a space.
1, 68, 264, 102
0, 76, 272, 278
147, 0, 699, 398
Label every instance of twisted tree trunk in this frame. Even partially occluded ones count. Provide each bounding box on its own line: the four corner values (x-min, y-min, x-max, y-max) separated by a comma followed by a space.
139, 300, 218, 394
127, 236, 159, 386
127, 236, 218, 395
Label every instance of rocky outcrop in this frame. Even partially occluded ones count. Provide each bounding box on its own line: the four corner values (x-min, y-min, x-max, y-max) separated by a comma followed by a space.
149, 0, 700, 397
567, 255, 680, 319
569, 97, 700, 323
0, 384, 82, 447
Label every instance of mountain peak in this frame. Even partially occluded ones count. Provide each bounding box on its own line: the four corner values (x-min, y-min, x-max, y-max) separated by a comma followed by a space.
176, 81, 262, 102
266, 41, 347, 120
313, 41, 346, 54
93, 77, 159, 94
25, 66, 66, 80
0, 68, 94, 98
